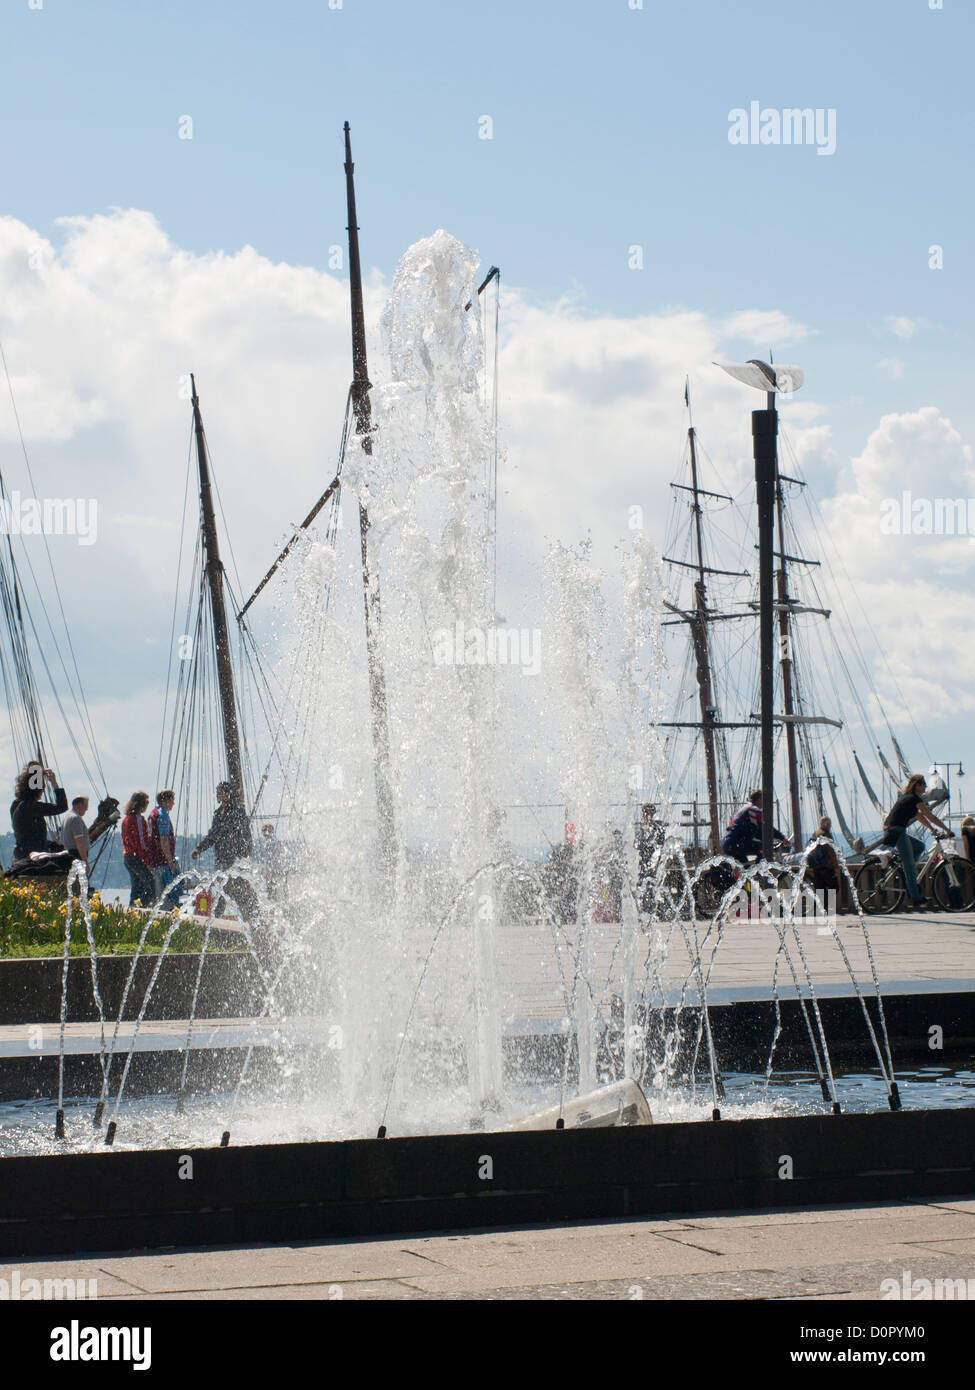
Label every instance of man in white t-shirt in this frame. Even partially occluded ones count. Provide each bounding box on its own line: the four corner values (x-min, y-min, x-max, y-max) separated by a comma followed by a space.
61, 795, 91, 871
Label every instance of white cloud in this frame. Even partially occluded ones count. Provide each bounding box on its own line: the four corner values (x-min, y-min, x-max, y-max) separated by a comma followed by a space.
876, 356, 905, 379
884, 315, 921, 340
819, 407, 975, 725
0, 208, 969, 807
718, 309, 812, 348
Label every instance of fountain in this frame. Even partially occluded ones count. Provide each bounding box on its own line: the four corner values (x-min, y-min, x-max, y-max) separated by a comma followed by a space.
0, 232, 973, 1255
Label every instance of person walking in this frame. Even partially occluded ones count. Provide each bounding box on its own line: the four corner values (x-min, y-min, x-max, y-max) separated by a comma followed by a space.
121, 792, 155, 907
882, 773, 949, 910
260, 822, 288, 900
192, 782, 254, 918
61, 795, 91, 873
806, 815, 843, 912
147, 790, 180, 905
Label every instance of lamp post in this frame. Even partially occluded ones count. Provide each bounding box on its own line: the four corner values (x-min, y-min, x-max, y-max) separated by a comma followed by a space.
715, 359, 804, 858
931, 761, 965, 824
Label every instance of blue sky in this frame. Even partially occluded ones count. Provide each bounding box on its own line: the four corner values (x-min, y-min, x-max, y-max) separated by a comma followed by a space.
4, 0, 972, 449
5, 5, 970, 324
0, 0, 972, 822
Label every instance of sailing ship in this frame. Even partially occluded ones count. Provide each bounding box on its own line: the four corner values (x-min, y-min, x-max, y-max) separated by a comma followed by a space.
660, 363, 958, 862
158, 124, 414, 887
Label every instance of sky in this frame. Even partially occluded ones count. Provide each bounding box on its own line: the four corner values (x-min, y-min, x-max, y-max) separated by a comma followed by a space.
0, 0, 972, 832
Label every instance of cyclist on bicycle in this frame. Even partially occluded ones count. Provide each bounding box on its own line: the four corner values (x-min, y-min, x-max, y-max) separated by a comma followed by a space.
882, 773, 950, 910
721, 789, 789, 865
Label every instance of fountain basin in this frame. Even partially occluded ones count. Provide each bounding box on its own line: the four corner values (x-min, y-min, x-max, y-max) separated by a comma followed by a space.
1, 1107, 973, 1258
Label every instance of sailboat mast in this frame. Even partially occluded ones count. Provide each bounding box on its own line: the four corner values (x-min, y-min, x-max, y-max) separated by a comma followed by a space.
190, 374, 244, 797
753, 404, 777, 860
687, 417, 721, 852
343, 122, 398, 874
770, 396, 803, 848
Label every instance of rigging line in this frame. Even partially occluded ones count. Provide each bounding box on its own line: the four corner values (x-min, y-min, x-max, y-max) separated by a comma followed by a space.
0, 474, 42, 716
167, 596, 206, 816
242, 653, 294, 792
780, 429, 930, 760
236, 631, 272, 810
157, 422, 197, 793
239, 389, 352, 621
0, 497, 97, 784
0, 340, 106, 786
777, 495, 877, 737
0, 525, 55, 770
252, 495, 343, 812
194, 421, 247, 609
278, 499, 343, 805
238, 580, 322, 817
161, 538, 204, 793
16, 584, 100, 789
236, 617, 288, 748
259, 572, 317, 813
0, 561, 49, 758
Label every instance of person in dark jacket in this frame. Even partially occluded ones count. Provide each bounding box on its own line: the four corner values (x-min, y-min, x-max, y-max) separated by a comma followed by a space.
192, 782, 254, 918
806, 815, 844, 912
6, 762, 71, 877
721, 790, 789, 864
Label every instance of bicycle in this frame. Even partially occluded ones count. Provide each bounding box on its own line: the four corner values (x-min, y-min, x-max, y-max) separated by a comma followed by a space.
853, 832, 975, 914
691, 841, 792, 918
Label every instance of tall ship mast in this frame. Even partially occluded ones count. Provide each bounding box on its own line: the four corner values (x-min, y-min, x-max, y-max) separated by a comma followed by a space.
661, 362, 939, 855
191, 375, 244, 798
660, 386, 756, 853
343, 121, 397, 878
661, 384, 749, 852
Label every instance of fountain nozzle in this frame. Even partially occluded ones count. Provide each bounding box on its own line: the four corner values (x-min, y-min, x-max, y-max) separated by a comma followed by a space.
55, 1109, 65, 1140
104, 1121, 117, 1146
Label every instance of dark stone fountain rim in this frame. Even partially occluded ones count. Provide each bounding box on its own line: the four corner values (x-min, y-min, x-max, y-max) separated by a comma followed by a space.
1, 1107, 973, 1258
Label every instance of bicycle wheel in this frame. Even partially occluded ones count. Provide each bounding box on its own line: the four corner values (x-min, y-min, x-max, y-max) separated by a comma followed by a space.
932, 857, 975, 911
854, 860, 905, 914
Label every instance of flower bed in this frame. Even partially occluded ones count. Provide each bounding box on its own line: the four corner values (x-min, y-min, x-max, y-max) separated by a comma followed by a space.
0, 879, 242, 958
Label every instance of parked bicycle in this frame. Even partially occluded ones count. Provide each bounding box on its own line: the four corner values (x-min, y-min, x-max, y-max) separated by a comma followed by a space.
854, 832, 975, 914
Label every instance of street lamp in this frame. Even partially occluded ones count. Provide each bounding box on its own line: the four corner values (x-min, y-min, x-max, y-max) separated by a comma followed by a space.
929, 762, 965, 823
714, 359, 804, 858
